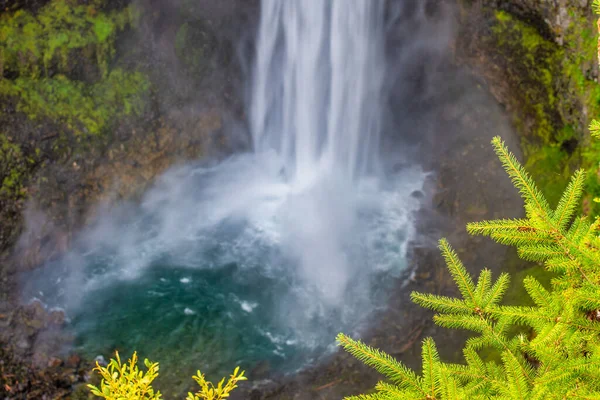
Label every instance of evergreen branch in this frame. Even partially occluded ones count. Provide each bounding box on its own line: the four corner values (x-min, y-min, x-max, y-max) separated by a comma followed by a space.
336, 334, 424, 394
439, 239, 478, 304
518, 245, 563, 262
545, 256, 579, 273
491, 136, 551, 218
501, 351, 531, 399
523, 276, 552, 308
439, 367, 463, 400
490, 306, 547, 325
373, 381, 418, 399
433, 314, 488, 332
475, 269, 492, 302
410, 292, 473, 314
467, 219, 533, 236
553, 170, 585, 230
483, 272, 510, 307
421, 338, 441, 397
345, 393, 387, 400
490, 232, 555, 247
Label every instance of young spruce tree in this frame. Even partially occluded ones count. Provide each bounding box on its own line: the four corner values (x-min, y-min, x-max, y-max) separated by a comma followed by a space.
338, 4, 600, 399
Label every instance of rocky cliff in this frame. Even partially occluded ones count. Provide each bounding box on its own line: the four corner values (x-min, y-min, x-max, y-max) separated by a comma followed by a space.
1, 0, 599, 398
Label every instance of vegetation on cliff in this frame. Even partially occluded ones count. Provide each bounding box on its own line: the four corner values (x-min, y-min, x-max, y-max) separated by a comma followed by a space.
335, 7, 600, 397
0, 0, 151, 249
340, 136, 600, 398
0, 0, 149, 140
88, 351, 246, 400
485, 3, 600, 215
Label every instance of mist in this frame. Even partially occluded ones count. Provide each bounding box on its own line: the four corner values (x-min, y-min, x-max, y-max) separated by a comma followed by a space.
17, 0, 461, 382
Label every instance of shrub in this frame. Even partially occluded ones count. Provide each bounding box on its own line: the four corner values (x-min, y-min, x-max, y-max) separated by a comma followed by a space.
339, 138, 600, 399
339, 5, 600, 398
88, 352, 246, 400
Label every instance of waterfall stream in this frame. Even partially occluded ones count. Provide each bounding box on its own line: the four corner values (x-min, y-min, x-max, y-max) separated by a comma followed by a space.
22, 0, 426, 388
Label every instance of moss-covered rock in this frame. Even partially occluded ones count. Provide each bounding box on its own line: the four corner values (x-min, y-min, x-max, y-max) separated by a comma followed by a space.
457, 1, 600, 210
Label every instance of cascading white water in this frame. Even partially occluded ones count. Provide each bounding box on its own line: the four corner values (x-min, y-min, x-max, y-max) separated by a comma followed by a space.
251, 0, 384, 183
248, 0, 388, 304
21, 0, 427, 384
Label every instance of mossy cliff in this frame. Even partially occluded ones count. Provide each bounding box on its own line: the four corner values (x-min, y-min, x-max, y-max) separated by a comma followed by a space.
0, 0, 251, 397
457, 1, 600, 212
0, 0, 250, 267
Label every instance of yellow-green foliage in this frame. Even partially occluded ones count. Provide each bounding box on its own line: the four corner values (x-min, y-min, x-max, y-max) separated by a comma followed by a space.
0, 0, 135, 78
490, 10, 573, 208
88, 352, 246, 400
88, 352, 162, 399
0, 134, 30, 199
491, 10, 560, 144
186, 367, 247, 400
339, 137, 600, 399
490, 7, 600, 212
0, 0, 149, 141
494, 3, 600, 215
0, 70, 149, 137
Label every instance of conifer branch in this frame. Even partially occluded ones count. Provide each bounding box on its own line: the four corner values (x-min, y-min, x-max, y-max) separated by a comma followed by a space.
491, 136, 551, 218
336, 334, 425, 395
340, 127, 600, 396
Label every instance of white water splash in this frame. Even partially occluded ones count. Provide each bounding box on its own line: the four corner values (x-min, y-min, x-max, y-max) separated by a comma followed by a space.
249, 0, 394, 304
22, 0, 427, 365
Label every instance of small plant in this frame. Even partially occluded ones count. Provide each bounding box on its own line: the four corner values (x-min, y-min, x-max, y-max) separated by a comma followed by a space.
88, 352, 162, 399
88, 352, 246, 400
186, 367, 247, 400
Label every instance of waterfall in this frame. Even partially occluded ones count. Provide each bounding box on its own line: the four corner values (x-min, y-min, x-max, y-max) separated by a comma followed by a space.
244, 0, 390, 304
21, 0, 427, 381
251, 0, 385, 184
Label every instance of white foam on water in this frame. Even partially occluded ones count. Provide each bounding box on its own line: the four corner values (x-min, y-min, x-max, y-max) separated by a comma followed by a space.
240, 301, 258, 313
21, 0, 428, 371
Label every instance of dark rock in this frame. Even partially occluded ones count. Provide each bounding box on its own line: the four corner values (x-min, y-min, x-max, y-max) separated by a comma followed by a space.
47, 357, 63, 368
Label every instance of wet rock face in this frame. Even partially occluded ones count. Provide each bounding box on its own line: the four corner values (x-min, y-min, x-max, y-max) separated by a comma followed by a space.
489, 0, 593, 44
0, 300, 94, 399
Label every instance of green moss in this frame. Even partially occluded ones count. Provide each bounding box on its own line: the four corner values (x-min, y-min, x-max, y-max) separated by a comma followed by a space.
491, 11, 561, 143
174, 21, 214, 76
0, 134, 30, 200
0, 69, 149, 138
0, 0, 151, 147
0, 0, 133, 78
490, 10, 573, 203
558, 10, 600, 216
488, 9, 600, 212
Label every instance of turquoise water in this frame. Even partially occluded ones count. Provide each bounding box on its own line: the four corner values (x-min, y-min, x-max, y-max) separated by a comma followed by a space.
72, 262, 305, 390
21, 155, 425, 396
